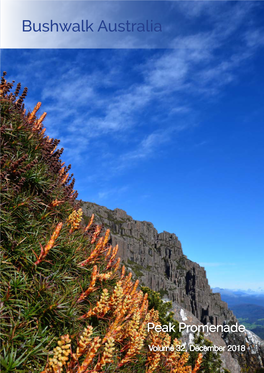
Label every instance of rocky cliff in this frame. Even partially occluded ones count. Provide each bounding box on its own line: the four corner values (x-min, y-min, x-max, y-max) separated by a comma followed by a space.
81, 201, 264, 372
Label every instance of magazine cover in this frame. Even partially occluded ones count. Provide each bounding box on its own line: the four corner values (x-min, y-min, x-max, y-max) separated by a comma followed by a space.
1, 0, 264, 372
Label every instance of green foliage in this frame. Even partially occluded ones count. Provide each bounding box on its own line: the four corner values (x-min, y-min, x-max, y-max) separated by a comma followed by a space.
158, 289, 169, 298
188, 334, 228, 373
0, 81, 111, 371
1, 75, 200, 373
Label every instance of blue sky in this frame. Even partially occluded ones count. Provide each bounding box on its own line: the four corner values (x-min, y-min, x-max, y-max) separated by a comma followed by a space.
2, 1, 264, 290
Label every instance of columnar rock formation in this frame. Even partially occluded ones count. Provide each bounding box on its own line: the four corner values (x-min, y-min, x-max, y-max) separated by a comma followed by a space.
81, 202, 234, 324
81, 201, 264, 372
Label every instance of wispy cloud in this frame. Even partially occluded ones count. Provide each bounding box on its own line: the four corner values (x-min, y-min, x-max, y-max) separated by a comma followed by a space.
43, 6, 262, 143
97, 185, 129, 200
120, 129, 172, 162
4, 2, 264, 178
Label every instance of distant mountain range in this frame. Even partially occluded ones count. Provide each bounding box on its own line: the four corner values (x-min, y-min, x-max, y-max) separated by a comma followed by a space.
213, 288, 264, 339
213, 287, 264, 297
213, 287, 264, 307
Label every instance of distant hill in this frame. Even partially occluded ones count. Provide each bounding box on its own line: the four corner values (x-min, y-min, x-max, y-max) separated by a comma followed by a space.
232, 304, 264, 339
213, 288, 264, 340
231, 304, 264, 324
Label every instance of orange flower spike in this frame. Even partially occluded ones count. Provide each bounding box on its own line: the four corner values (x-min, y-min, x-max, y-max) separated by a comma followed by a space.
178, 351, 190, 368
102, 308, 125, 342
138, 319, 148, 341
50, 199, 64, 207
81, 289, 110, 319
139, 293, 148, 316
73, 325, 93, 360
130, 279, 139, 297
192, 353, 203, 373
40, 127, 46, 136
121, 265, 126, 279
127, 310, 140, 336
113, 257, 121, 273
96, 337, 115, 369
77, 337, 101, 373
124, 301, 138, 321
134, 294, 144, 311
59, 166, 65, 176
34, 222, 63, 265
122, 272, 132, 288
105, 245, 112, 259
85, 213, 94, 232
47, 334, 71, 372
37, 111, 47, 125
118, 330, 144, 367
50, 145, 57, 155
103, 229, 110, 247
147, 351, 161, 373
95, 236, 104, 250
77, 265, 98, 303
67, 208, 83, 232
106, 244, 119, 269
78, 249, 99, 267
112, 244, 118, 258
78, 237, 104, 267
123, 276, 134, 295
28, 102, 41, 123
120, 293, 132, 316
102, 323, 122, 344
97, 272, 112, 282
125, 272, 132, 284
61, 173, 69, 185
91, 225, 102, 244
88, 264, 98, 287
144, 300, 149, 316
109, 281, 124, 308
32, 112, 47, 131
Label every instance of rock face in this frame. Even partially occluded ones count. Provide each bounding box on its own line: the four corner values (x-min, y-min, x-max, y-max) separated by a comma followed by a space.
81, 202, 234, 325
81, 201, 264, 372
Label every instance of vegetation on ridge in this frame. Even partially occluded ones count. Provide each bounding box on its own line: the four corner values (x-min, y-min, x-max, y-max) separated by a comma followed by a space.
0, 72, 202, 372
